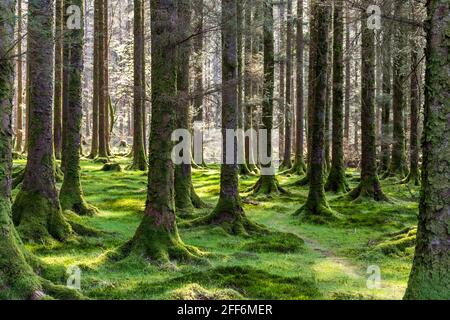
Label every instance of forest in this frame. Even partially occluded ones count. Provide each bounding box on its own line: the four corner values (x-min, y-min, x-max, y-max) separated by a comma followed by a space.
0, 0, 448, 301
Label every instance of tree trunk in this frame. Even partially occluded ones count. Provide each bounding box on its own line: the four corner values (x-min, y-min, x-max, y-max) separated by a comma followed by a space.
129, 0, 148, 171
292, 0, 306, 175
53, 0, 63, 160
384, 2, 409, 178
404, 0, 449, 299
278, 3, 286, 159
89, 0, 100, 158
325, 0, 349, 193
174, 0, 205, 214
125, 0, 201, 262
294, 0, 337, 221
281, 0, 293, 170
190, 0, 265, 235
344, 5, 350, 156
0, 0, 42, 299
12, 0, 71, 242
348, 0, 387, 201
97, 0, 108, 158
252, 0, 286, 196
379, 6, 392, 173
14, 0, 24, 153
402, 40, 421, 185
60, 0, 98, 216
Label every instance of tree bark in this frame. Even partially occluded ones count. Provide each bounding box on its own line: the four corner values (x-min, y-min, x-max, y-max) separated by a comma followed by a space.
294, 0, 337, 221
89, 0, 100, 158
129, 0, 148, 171
405, 0, 450, 299
0, 0, 42, 299
126, 0, 201, 262
292, 0, 306, 175
174, 0, 205, 214
384, 2, 409, 178
14, 0, 24, 153
379, 7, 392, 173
325, 0, 349, 193
53, 0, 63, 160
60, 0, 98, 216
252, 0, 286, 195
12, 0, 71, 242
402, 39, 421, 185
348, 0, 387, 201
281, 0, 293, 169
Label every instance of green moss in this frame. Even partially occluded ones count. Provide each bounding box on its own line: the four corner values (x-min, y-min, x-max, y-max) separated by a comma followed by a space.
179, 266, 321, 300
101, 163, 122, 172
168, 283, 243, 300
12, 191, 72, 243
372, 228, 417, 256
241, 232, 304, 253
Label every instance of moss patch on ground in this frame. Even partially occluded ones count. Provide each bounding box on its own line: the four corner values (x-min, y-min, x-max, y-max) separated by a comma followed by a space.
12, 159, 419, 300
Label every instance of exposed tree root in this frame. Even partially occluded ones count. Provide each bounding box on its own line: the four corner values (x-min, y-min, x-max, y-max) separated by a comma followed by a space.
251, 176, 288, 196
293, 201, 340, 224
400, 171, 421, 186
12, 191, 72, 243
347, 180, 389, 202
119, 215, 205, 264
184, 198, 268, 235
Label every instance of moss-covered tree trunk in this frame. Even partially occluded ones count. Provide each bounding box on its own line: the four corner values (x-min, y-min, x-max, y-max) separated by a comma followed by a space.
325, 0, 348, 193
348, 0, 387, 202
103, 0, 111, 157
59, 0, 98, 217
379, 11, 392, 173
252, 0, 285, 196
344, 6, 350, 155
12, 0, 71, 243
97, 0, 108, 159
191, 0, 265, 235
53, 0, 63, 160
0, 0, 42, 299
278, 3, 286, 160
174, 0, 205, 214
292, 0, 306, 175
89, 0, 100, 159
129, 0, 147, 171
404, 0, 449, 299
294, 1, 336, 221
125, 0, 200, 262
281, 0, 293, 170
14, 0, 24, 153
384, 2, 409, 179
402, 42, 421, 185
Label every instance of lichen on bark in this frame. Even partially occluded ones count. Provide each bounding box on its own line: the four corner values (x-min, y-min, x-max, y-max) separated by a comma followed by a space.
404, 0, 450, 299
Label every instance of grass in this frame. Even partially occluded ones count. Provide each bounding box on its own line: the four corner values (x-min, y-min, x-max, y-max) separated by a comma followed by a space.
12, 158, 419, 300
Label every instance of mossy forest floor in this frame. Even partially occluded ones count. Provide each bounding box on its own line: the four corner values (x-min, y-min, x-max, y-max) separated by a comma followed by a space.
13, 158, 419, 300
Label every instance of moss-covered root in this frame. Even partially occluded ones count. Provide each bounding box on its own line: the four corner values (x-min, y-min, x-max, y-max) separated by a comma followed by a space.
60, 190, 98, 216
325, 169, 350, 194
400, 171, 421, 186
293, 174, 310, 186
381, 164, 410, 180
285, 160, 306, 176
252, 176, 288, 196
12, 191, 72, 243
293, 200, 340, 224
121, 215, 204, 264
191, 185, 207, 209
185, 198, 268, 235
0, 216, 42, 299
347, 178, 389, 202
